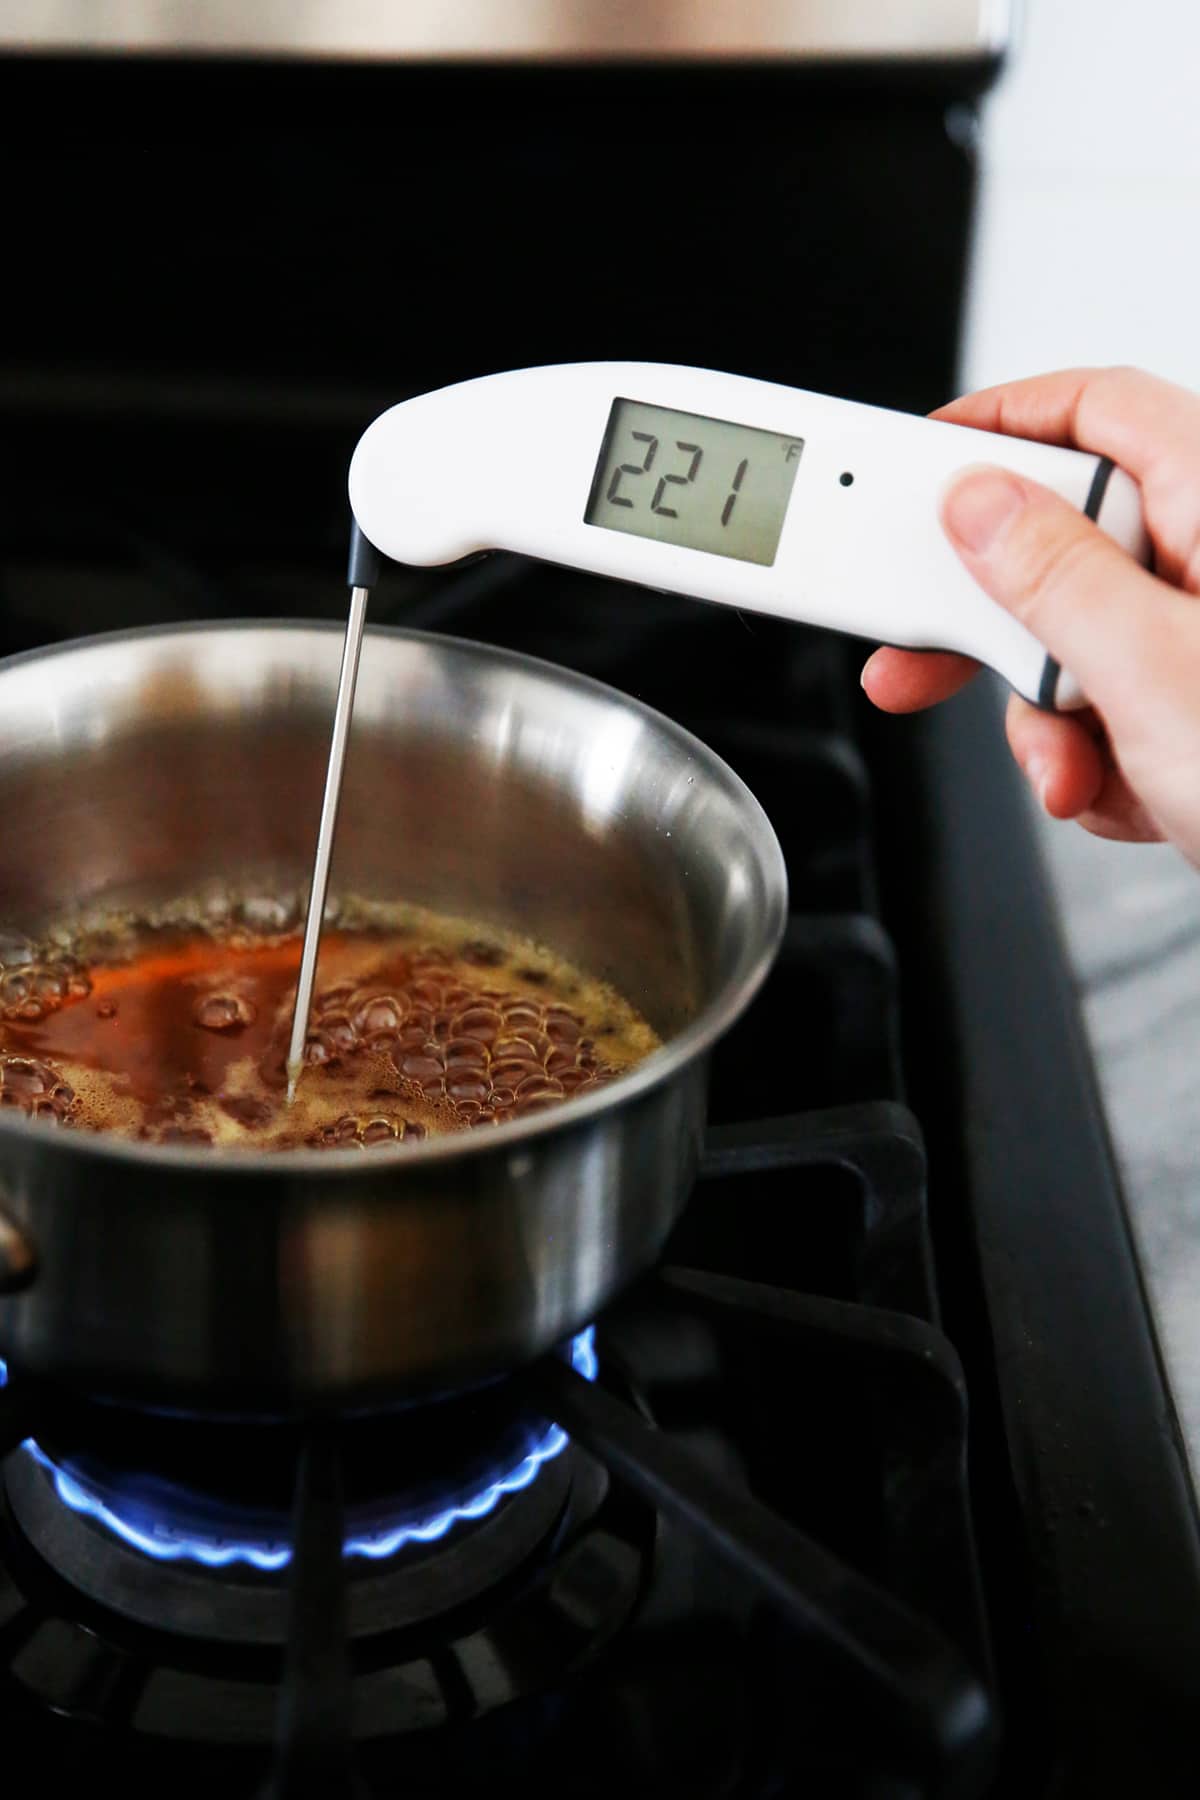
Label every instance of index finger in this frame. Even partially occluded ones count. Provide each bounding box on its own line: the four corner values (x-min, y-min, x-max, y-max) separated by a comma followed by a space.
930, 365, 1200, 490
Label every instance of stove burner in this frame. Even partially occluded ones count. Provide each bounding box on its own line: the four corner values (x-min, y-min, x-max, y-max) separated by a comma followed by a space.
0, 1328, 595, 1570
0, 1333, 647, 1743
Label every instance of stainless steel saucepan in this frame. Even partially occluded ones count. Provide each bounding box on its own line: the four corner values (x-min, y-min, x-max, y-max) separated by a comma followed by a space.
0, 623, 786, 1417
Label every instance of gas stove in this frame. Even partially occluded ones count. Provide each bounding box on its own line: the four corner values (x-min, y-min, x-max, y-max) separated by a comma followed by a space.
4, 43, 1200, 1800
0, 549, 991, 1792
2, 550, 1196, 1798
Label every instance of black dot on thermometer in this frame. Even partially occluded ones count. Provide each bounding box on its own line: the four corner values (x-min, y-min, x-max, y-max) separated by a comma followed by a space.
839, 472, 855, 487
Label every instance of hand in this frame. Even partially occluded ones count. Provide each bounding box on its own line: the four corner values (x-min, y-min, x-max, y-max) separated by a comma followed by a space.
860, 367, 1200, 869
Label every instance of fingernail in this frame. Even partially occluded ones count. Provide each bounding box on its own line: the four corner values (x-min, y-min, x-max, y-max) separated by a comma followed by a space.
942, 469, 1028, 554
1025, 753, 1051, 812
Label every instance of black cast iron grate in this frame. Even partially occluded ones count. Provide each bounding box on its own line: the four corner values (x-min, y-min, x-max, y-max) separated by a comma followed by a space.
0, 1106, 997, 1799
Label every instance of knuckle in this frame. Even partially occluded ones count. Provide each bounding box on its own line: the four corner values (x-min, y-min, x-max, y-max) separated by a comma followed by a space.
1142, 471, 1200, 593
1096, 362, 1145, 400
1081, 363, 1149, 434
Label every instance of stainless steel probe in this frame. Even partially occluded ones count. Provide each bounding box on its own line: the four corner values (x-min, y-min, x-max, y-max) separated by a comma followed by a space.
285, 526, 382, 1102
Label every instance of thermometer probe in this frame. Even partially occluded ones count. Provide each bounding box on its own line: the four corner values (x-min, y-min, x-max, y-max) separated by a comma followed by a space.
286, 361, 1150, 1089
284, 577, 370, 1103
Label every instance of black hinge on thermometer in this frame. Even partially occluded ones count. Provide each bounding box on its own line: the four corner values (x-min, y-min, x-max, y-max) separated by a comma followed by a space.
1037, 455, 1115, 711
347, 521, 383, 591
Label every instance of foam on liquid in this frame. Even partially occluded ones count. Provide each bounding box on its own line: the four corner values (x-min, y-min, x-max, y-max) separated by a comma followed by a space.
0, 896, 661, 1151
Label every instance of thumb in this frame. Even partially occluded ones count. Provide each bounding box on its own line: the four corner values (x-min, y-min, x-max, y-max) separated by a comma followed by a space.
940, 466, 1186, 724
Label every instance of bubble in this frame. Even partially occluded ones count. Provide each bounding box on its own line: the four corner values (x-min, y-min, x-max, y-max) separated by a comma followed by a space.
546, 1049, 577, 1077
515, 1095, 560, 1117
545, 1008, 582, 1045
0, 970, 36, 1019
0, 1051, 77, 1123
451, 1006, 502, 1044
0, 1055, 55, 1103
490, 1058, 539, 1087
515, 1074, 565, 1101
447, 1072, 489, 1104
353, 995, 404, 1036
238, 894, 297, 933
95, 999, 118, 1021
400, 1053, 443, 1085
445, 1037, 487, 1067
320, 1013, 356, 1055
63, 961, 92, 1001
0, 960, 91, 1023
402, 1122, 427, 1143
362, 1117, 398, 1145
0, 930, 36, 968
193, 992, 256, 1034
200, 886, 236, 926
317, 984, 354, 1009
502, 1001, 543, 1029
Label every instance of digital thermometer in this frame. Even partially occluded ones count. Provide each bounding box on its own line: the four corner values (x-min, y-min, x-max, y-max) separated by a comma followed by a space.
347, 362, 1149, 710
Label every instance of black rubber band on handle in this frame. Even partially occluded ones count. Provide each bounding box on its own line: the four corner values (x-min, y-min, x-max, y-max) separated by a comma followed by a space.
1036, 455, 1115, 710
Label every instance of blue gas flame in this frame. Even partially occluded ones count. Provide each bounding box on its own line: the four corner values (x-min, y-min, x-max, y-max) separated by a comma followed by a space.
0, 1328, 595, 1569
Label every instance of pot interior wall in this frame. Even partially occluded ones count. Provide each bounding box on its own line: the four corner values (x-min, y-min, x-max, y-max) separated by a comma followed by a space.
0, 625, 781, 1038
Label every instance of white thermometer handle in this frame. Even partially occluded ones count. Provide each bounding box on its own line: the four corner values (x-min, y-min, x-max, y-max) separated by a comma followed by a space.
348, 363, 1150, 710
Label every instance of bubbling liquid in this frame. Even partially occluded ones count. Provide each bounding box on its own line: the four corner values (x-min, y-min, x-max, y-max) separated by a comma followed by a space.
0, 896, 661, 1151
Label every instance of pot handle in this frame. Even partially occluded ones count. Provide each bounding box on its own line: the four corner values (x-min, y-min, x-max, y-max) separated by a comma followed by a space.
0, 1201, 36, 1294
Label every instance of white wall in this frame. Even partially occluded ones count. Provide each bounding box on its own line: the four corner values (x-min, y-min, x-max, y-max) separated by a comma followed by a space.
963, 0, 1200, 392
961, 0, 1200, 1474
